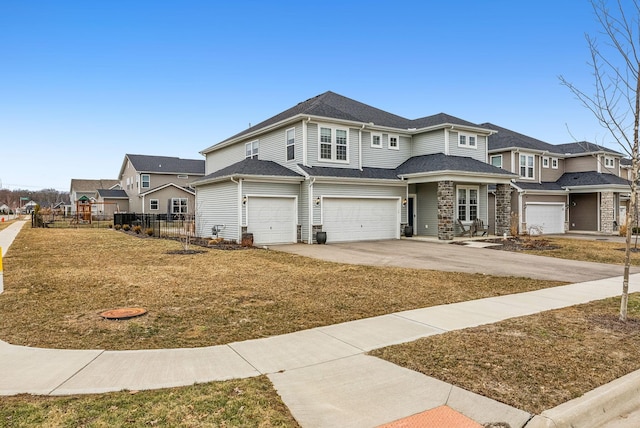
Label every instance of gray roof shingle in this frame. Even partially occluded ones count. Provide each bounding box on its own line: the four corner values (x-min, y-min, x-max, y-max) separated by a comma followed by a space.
126, 154, 205, 175
396, 153, 515, 176
298, 165, 400, 180
483, 123, 558, 152
193, 158, 303, 184
553, 141, 622, 155
556, 171, 630, 187
97, 189, 128, 198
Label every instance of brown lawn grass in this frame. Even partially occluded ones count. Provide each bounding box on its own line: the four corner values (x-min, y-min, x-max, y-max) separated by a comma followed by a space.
371, 294, 640, 415
0, 218, 16, 231
518, 237, 640, 265
0, 228, 563, 350
0, 376, 298, 427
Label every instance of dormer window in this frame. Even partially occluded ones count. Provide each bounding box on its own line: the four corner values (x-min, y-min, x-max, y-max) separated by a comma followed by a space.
458, 133, 477, 148
604, 156, 615, 168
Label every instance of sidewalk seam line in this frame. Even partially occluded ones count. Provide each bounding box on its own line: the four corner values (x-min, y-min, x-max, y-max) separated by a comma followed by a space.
47, 349, 106, 395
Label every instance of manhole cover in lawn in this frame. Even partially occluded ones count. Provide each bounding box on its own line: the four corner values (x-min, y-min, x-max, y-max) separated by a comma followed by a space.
100, 307, 147, 320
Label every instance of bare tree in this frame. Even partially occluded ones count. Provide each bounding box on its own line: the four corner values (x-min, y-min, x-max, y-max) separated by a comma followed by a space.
560, 0, 639, 321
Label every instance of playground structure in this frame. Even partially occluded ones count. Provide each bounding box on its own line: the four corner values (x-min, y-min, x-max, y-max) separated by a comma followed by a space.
73, 198, 122, 224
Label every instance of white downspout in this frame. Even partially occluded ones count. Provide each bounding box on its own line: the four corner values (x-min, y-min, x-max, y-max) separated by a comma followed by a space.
518, 191, 523, 235
303, 117, 310, 167
359, 124, 365, 171
308, 177, 315, 244
231, 177, 242, 242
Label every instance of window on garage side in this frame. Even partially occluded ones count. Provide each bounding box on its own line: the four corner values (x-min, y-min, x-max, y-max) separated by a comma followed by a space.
171, 198, 188, 214
141, 174, 150, 188
490, 155, 502, 168
319, 126, 349, 162
520, 154, 534, 179
245, 141, 259, 159
286, 128, 295, 161
388, 135, 399, 150
457, 186, 478, 222
150, 199, 159, 210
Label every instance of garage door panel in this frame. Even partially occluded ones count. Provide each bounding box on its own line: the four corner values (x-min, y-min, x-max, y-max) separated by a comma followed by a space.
526, 204, 564, 235
323, 198, 398, 243
247, 197, 296, 244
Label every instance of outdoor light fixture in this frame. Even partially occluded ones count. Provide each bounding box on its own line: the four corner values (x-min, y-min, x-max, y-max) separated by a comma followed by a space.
315, 197, 321, 206
402, 198, 407, 207
242, 196, 247, 205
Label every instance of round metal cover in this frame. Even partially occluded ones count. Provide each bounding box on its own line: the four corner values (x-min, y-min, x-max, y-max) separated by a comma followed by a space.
100, 307, 147, 320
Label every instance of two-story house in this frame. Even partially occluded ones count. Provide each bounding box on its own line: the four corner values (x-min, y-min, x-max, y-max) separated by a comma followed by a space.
484, 123, 630, 235
70, 178, 122, 218
117, 154, 205, 216
192, 91, 515, 245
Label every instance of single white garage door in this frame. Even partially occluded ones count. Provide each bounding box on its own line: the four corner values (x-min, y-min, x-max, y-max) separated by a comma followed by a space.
247, 196, 296, 244
322, 198, 399, 243
526, 203, 565, 235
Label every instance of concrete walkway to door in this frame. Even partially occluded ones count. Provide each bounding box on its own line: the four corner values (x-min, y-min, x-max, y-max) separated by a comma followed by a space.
275, 238, 640, 283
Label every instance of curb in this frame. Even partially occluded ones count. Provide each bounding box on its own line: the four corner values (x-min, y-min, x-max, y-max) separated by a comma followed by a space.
526, 369, 640, 427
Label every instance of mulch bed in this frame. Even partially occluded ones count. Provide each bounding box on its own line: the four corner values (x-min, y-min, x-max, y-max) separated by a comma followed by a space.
481, 237, 560, 251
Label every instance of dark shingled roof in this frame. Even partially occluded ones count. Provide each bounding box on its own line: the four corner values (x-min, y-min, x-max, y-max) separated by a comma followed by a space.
556, 171, 630, 187
513, 182, 566, 191
70, 179, 119, 192
218, 91, 485, 145
193, 158, 303, 184
554, 141, 622, 155
482, 123, 558, 152
298, 165, 400, 180
97, 189, 128, 198
396, 153, 515, 176
126, 154, 205, 175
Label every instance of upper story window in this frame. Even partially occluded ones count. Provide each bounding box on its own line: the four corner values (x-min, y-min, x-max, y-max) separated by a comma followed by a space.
388, 135, 399, 150
141, 174, 150, 189
458, 133, 477, 148
457, 186, 478, 222
551, 158, 558, 169
150, 199, 159, 210
286, 128, 295, 161
319, 126, 348, 162
542, 157, 549, 168
519, 154, 534, 179
490, 155, 502, 168
371, 133, 382, 148
245, 140, 259, 159
604, 156, 615, 168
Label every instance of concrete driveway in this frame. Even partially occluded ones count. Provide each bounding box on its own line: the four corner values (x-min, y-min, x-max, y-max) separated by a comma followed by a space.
275, 239, 640, 283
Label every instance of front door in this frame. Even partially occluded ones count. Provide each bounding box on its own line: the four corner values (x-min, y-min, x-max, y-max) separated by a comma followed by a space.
408, 195, 416, 234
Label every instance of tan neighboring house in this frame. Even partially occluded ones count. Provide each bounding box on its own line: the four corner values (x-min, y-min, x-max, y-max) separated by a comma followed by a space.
69, 179, 122, 217
118, 154, 205, 216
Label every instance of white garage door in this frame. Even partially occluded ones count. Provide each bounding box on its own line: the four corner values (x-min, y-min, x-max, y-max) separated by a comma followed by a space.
526, 204, 565, 235
322, 198, 399, 243
247, 197, 296, 244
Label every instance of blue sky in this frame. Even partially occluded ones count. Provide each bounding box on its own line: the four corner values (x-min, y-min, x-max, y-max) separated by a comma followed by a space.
0, 1, 614, 191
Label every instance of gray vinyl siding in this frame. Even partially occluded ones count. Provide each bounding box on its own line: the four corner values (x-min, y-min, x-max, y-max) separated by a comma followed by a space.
195, 180, 238, 241
412, 130, 445, 156
308, 123, 360, 169
448, 132, 487, 162
415, 182, 438, 237
300, 181, 310, 242
205, 144, 245, 174
361, 132, 411, 168
241, 181, 301, 225
311, 182, 406, 225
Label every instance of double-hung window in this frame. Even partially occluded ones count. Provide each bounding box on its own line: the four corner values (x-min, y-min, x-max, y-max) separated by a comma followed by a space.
319, 126, 349, 162
150, 199, 159, 210
171, 198, 188, 214
457, 186, 478, 221
245, 141, 259, 159
141, 174, 150, 189
519, 154, 534, 179
286, 128, 295, 161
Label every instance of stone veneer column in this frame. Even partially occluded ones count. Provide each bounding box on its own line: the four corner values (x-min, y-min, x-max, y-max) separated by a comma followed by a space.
437, 180, 455, 240
601, 191, 615, 234
495, 183, 512, 236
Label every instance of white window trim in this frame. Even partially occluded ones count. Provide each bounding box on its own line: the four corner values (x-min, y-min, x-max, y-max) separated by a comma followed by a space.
171, 197, 188, 214
141, 174, 150, 189
551, 157, 558, 169
286, 127, 295, 161
604, 156, 615, 168
245, 140, 259, 159
458, 132, 477, 149
456, 185, 480, 222
150, 199, 159, 210
317, 124, 349, 164
542, 156, 549, 168
388, 134, 399, 150
490, 155, 502, 168
519, 153, 535, 180
371, 132, 382, 148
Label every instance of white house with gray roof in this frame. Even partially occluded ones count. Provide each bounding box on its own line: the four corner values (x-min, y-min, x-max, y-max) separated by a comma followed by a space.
485, 123, 630, 234
192, 91, 516, 244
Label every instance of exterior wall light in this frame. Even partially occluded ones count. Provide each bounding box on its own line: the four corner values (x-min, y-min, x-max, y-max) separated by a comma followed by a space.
402, 198, 408, 207
242, 196, 248, 205
315, 197, 321, 206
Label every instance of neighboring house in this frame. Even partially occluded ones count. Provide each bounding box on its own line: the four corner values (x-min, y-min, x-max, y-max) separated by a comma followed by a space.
484, 123, 630, 235
192, 91, 516, 245
22, 200, 38, 214
96, 189, 129, 216
117, 154, 205, 216
70, 179, 120, 216
0, 203, 10, 214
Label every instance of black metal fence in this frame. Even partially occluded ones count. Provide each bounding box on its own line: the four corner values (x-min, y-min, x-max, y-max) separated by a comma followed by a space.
113, 213, 196, 238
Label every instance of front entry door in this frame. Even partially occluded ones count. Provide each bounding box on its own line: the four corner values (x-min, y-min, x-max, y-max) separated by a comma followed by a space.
408, 196, 416, 234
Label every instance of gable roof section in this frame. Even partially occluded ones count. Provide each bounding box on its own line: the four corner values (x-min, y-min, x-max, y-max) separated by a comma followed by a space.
396, 153, 515, 177
139, 182, 196, 197
297, 165, 400, 180
70, 179, 119, 193
191, 158, 303, 186
553, 141, 622, 156
556, 171, 630, 187
511, 181, 566, 192
97, 189, 128, 199
123, 154, 205, 176
483, 123, 557, 153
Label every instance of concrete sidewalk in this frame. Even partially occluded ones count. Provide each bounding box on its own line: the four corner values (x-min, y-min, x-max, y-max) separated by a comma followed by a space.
1, 222, 640, 426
